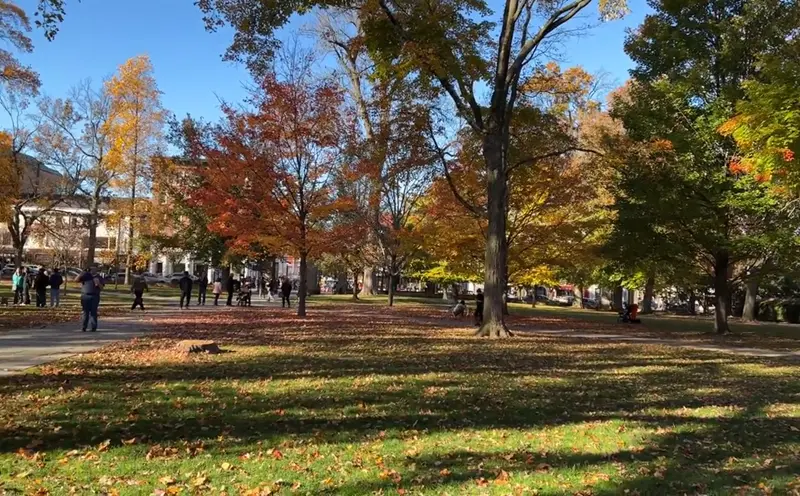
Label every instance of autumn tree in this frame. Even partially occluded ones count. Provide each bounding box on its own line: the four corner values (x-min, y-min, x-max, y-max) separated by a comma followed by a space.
614, 0, 800, 333
189, 62, 348, 317
37, 80, 115, 265
423, 64, 609, 319
105, 55, 164, 284
198, 0, 627, 337
0, 87, 73, 267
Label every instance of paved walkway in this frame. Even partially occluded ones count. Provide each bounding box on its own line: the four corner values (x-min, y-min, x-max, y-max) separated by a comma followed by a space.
0, 308, 196, 376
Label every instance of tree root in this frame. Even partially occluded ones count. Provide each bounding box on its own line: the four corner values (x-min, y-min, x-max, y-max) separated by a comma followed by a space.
474, 321, 514, 338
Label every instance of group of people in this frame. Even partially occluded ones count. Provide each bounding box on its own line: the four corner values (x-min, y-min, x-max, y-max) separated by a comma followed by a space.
150, 272, 296, 310
10, 267, 65, 308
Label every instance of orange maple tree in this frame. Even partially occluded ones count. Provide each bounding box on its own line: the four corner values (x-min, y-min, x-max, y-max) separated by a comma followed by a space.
188, 73, 352, 316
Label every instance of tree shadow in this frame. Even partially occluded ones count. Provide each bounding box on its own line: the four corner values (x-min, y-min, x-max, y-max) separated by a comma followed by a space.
0, 307, 797, 493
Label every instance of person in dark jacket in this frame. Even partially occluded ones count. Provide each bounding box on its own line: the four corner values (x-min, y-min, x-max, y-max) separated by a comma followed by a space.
281, 278, 293, 308
76, 267, 99, 332
130, 275, 148, 311
49, 268, 64, 307
226, 276, 235, 306
179, 271, 193, 309
197, 274, 209, 306
474, 289, 484, 326
33, 269, 49, 308
23, 268, 32, 305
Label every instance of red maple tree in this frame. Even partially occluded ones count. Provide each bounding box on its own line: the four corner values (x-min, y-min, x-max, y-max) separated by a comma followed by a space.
190, 73, 352, 316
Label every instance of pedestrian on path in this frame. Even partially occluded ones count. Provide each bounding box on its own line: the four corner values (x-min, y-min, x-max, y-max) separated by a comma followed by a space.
76, 267, 100, 332
474, 289, 484, 326
212, 278, 223, 305
11, 268, 24, 305
281, 278, 292, 308
49, 268, 63, 307
130, 275, 148, 311
179, 271, 193, 309
197, 274, 208, 306
33, 269, 49, 308
226, 275, 235, 306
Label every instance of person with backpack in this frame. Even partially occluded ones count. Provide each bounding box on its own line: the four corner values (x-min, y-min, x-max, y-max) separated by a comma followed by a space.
130, 275, 148, 311
76, 267, 100, 332
49, 268, 64, 307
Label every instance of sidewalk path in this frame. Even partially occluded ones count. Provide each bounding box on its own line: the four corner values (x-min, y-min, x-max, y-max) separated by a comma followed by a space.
0, 308, 198, 376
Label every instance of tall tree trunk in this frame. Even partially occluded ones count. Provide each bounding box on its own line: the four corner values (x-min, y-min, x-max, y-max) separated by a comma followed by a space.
352, 270, 359, 300
742, 278, 759, 322
360, 267, 375, 296
642, 274, 655, 314
298, 252, 308, 317
86, 195, 100, 266
334, 272, 348, 294
687, 289, 696, 315
125, 154, 138, 285
13, 240, 24, 269
477, 133, 511, 338
713, 252, 731, 334
388, 256, 397, 307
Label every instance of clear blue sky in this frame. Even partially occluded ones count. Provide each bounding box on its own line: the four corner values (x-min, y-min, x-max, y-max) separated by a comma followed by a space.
14, 0, 651, 123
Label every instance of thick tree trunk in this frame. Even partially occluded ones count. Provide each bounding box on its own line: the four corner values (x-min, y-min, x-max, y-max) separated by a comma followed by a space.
687, 290, 696, 315
613, 285, 624, 311
14, 242, 24, 269
477, 133, 511, 338
742, 278, 759, 322
334, 272, 348, 294
713, 252, 731, 334
360, 267, 375, 296
642, 274, 655, 314
352, 271, 359, 300
573, 286, 583, 308
298, 253, 308, 317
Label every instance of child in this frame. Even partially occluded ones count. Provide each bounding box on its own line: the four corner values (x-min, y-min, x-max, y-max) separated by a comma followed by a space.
212, 278, 223, 306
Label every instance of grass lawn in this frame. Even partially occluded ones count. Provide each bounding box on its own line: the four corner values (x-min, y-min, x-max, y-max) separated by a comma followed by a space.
0, 304, 798, 495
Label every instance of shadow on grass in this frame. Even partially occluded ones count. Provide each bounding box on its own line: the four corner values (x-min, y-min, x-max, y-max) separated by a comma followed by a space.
0, 306, 797, 494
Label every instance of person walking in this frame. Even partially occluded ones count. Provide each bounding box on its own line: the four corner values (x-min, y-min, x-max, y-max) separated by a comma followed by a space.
130, 275, 148, 311
197, 274, 208, 306
179, 271, 193, 309
33, 269, 49, 308
49, 268, 63, 307
212, 278, 223, 305
226, 275, 235, 306
281, 278, 292, 308
268, 278, 278, 302
76, 267, 99, 332
11, 268, 24, 305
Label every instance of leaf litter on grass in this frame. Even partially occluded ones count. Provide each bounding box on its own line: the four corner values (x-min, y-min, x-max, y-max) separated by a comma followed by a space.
0, 304, 797, 495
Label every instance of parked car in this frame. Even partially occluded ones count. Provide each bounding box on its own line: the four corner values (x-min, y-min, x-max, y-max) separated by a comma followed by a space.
168, 272, 199, 285
141, 272, 169, 285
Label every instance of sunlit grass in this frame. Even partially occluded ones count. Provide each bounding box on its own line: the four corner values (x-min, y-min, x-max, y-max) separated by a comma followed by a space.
0, 306, 798, 495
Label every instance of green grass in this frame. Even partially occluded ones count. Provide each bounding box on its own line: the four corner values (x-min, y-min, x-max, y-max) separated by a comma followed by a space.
0, 305, 798, 495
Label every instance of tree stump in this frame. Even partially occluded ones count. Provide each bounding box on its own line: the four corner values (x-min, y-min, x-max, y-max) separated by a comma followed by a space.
176, 340, 222, 355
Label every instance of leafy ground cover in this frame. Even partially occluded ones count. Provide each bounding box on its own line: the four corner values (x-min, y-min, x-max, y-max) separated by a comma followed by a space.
0, 304, 798, 495
318, 295, 800, 351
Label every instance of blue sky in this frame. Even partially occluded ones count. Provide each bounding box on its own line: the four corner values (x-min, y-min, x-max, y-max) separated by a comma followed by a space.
13, 0, 651, 124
